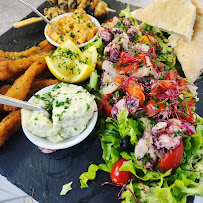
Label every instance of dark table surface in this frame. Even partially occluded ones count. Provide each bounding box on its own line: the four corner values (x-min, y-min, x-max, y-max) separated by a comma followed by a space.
0, 1, 202, 203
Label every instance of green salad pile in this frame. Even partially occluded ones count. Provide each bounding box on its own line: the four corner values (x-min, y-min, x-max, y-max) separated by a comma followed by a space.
79, 7, 203, 203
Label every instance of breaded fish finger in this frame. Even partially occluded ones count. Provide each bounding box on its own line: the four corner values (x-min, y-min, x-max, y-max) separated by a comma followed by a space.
0, 61, 16, 81
4, 57, 47, 111
0, 85, 10, 95
0, 110, 21, 148
7, 52, 51, 73
0, 85, 11, 112
0, 40, 54, 61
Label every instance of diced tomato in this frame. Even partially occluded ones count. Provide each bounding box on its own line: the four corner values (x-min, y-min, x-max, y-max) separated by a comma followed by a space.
117, 63, 138, 75
101, 98, 113, 117
115, 77, 122, 84
110, 158, 132, 184
158, 141, 184, 172
179, 107, 194, 123
101, 94, 113, 117
144, 98, 165, 117
102, 94, 111, 100
152, 80, 177, 94
125, 78, 144, 92
166, 70, 180, 80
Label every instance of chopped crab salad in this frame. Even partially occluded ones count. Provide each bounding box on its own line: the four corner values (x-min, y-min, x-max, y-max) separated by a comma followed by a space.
78, 7, 203, 203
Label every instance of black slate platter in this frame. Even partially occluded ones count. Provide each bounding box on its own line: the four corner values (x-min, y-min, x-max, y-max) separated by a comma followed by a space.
0, 1, 202, 203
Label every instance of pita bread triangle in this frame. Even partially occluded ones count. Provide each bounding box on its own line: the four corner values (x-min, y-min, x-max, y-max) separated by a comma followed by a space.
131, 0, 196, 41
169, 0, 203, 82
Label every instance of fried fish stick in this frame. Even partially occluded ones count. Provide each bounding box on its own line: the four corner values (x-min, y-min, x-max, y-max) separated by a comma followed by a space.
7, 52, 51, 73
0, 61, 16, 81
26, 78, 60, 99
0, 85, 10, 95
0, 40, 54, 61
0, 85, 11, 112
0, 52, 51, 81
0, 110, 21, 148
4, 57, 47, 111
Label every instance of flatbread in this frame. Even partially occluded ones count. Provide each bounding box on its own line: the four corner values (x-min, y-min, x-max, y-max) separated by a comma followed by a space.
131, 0, 196, 41
170, 0, 203, 83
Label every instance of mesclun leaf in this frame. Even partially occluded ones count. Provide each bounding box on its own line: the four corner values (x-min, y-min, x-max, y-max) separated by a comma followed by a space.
79, 164, 99, 188
182, 133, 202, 163
195, 114, 203, 137
101, 140, 120, 169
120, 159, 171, 181
119, 6, 137, 25
60, 181, 73, 195
117, 109, 141, 145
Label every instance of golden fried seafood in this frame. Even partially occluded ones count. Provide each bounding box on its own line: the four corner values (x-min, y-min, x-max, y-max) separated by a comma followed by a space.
4, 58, 47, 111
0, 40, 53, 62
0, 110, 21, 148
45, 0, 114, 19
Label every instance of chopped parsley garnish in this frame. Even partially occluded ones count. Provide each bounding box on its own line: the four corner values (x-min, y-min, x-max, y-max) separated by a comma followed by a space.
86, 103, 90, 110
154, 104, 160, 111
60, 35, 64, 42
55, 101, 65, 107
17, 55, 25, 59
174, 130, 182, 137
87, 22, 92, 28
115, 22, 122, 28
70, 32, 75, 38
123, 26, 129, 31
138, 153, 152, 165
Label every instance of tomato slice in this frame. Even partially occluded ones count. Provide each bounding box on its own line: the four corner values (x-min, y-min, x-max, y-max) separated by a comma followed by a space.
110, 158, 132, 184
158, 141, 184, 172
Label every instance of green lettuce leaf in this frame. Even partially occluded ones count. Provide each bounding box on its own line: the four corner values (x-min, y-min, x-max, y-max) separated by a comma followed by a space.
119, 6, 137, 25
195, 114, 203, 137
79, 164, 99, 188
86, 71, 100, 91
60, 181, 73, 195
84, 37, 103, 53
117, 109, 142, 145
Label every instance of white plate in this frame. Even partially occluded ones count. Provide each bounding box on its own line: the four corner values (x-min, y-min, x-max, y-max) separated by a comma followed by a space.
44, 12, 100, 48
21, 85, 98, 150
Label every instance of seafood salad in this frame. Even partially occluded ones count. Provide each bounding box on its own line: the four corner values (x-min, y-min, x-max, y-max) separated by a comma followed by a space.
79, 7, 203, 203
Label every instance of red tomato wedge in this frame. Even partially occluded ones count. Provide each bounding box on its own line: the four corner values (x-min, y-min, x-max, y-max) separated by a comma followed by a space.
110, 158, 132, 184
158, 141, 184, 172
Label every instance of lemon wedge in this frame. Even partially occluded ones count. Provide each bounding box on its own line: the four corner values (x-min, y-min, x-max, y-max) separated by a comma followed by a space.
53, 39, 82, 57
46, 39, 97, 83
80, 45, 97, 68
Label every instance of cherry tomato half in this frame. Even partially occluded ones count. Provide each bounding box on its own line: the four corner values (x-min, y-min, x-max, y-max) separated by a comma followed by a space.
158, 141, 184, 172
110, 158, 132, 184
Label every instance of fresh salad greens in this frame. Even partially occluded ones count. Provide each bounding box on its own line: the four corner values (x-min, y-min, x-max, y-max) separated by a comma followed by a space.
79, 6, 203, 203
80, 112, 203, 202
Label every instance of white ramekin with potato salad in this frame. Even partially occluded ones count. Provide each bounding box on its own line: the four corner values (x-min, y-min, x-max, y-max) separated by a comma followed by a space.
45, 9, 100, 47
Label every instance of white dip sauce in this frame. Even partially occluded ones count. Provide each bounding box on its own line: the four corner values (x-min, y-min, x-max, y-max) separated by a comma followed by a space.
21, 83, 96, 143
